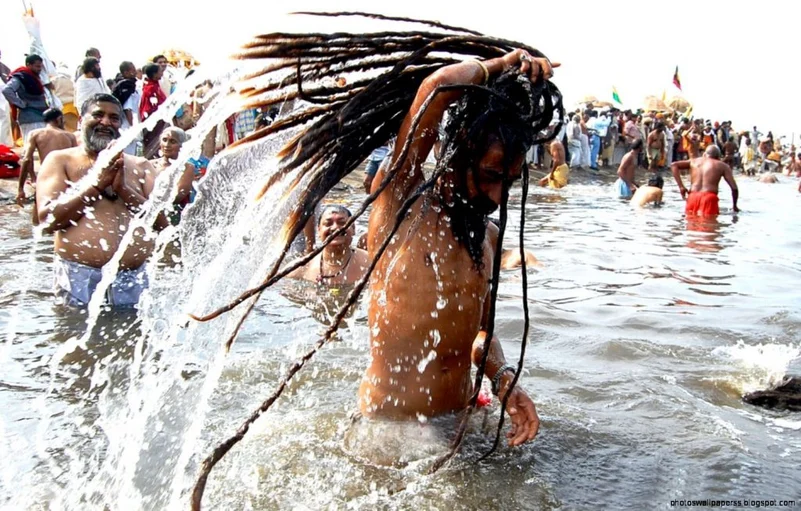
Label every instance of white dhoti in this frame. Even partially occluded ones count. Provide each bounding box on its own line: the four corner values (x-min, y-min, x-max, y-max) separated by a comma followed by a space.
568, 139, 582, 167
580, 133, 590, 168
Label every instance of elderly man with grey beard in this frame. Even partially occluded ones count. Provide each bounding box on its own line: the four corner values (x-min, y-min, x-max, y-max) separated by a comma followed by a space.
35, 93, 168, 308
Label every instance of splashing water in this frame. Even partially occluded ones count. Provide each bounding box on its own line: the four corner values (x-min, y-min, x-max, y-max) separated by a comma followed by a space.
712, 341, 801, 393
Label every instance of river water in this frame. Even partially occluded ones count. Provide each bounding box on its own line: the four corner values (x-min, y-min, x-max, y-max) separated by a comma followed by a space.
1, 170, 800, 510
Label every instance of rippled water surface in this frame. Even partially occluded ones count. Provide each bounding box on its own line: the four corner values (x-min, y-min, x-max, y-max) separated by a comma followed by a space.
2, 170, 800, 510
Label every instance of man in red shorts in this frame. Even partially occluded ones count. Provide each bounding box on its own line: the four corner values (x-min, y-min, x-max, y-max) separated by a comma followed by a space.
671, 145, 739, 216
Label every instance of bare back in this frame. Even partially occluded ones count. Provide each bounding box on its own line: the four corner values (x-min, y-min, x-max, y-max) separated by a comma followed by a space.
37, 147, 158, 270
688, 156, 735, 194
31, 127, 78, 163
630, 186, 663, 207
550, 140, 565, 167
618, 150, 637, 183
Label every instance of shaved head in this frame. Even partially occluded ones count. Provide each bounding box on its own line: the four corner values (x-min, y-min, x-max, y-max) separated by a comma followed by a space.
704, 145, 721, 159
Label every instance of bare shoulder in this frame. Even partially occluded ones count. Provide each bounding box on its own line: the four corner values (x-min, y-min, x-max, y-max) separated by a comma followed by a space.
43, 146, 81, 166
353, 247, 370, 268
125, 154, 156, 174
28, 128, 44, 143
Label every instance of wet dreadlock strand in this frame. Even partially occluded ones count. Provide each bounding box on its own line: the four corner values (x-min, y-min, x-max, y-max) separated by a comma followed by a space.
479, 161, 533, 462
190, 166, 447, 511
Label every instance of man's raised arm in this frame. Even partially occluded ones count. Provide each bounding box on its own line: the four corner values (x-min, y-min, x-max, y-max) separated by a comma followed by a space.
380, 50, 554, 212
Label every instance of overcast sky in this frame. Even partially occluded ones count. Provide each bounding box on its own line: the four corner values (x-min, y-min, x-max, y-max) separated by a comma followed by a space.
1, 0, 798, 138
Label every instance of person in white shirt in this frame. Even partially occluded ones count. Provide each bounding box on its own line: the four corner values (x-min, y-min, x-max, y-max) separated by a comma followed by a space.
74, 57, 109, 120
566, 114, 582, 168
663, 119, 675, 168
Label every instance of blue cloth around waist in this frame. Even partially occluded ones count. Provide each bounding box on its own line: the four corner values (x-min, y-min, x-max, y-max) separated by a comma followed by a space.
615, 178, 632, 198
53, 257, 148, 308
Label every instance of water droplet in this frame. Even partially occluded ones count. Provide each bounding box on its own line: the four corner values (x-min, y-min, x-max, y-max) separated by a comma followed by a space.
416, 350, 437, 373
430, 329, 441, 347
436, 297, 447, 310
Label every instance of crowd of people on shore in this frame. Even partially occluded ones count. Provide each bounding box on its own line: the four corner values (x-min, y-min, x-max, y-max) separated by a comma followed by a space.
0, 46, 287, 206
554, 103, 799, 177
530, 101, 801, 215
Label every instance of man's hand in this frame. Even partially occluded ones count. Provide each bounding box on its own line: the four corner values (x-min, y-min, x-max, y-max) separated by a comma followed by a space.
680, 187, 688, 200
501, 49, 559, 83
16, 191, 26, 207
97, 152, 124, 190
111, 161, 126, 195
499, 383, 540, 446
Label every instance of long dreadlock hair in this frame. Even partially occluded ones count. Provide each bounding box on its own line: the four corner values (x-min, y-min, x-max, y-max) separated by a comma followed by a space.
189, 12, 563, 509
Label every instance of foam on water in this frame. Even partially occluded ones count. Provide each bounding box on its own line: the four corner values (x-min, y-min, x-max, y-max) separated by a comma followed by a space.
712, 341, 800, 393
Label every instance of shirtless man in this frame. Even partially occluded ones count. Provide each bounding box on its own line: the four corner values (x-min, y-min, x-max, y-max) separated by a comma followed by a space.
289, 205, 369, 285
646, 122, 665, 171
671, 145, 739, 217
682, 122, 701, 159
538, 139, 569, 189
789, 153, 801, 178
615, 139, 642, 199
630, 174, 664, 207
17, 108, 78, 209
722, 137, 738, 169
36, 93, 167, 307
360, 50, 556, 446
757, 137, 772, 163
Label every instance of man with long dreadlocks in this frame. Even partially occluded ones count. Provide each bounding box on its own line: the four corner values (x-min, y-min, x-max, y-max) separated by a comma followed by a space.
356, 49, 557, 447
189, 14, 563, 507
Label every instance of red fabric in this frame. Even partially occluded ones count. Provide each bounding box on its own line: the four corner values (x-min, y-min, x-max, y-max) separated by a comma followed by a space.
139, 79, 166, 122
7, 67, 45, 145
685, 191, 719, 217
673, 66, 682, 91
225, 116, 235, 144
9, 66, 44, 95
477, 388, 492, 408
0, 144, 20, 178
